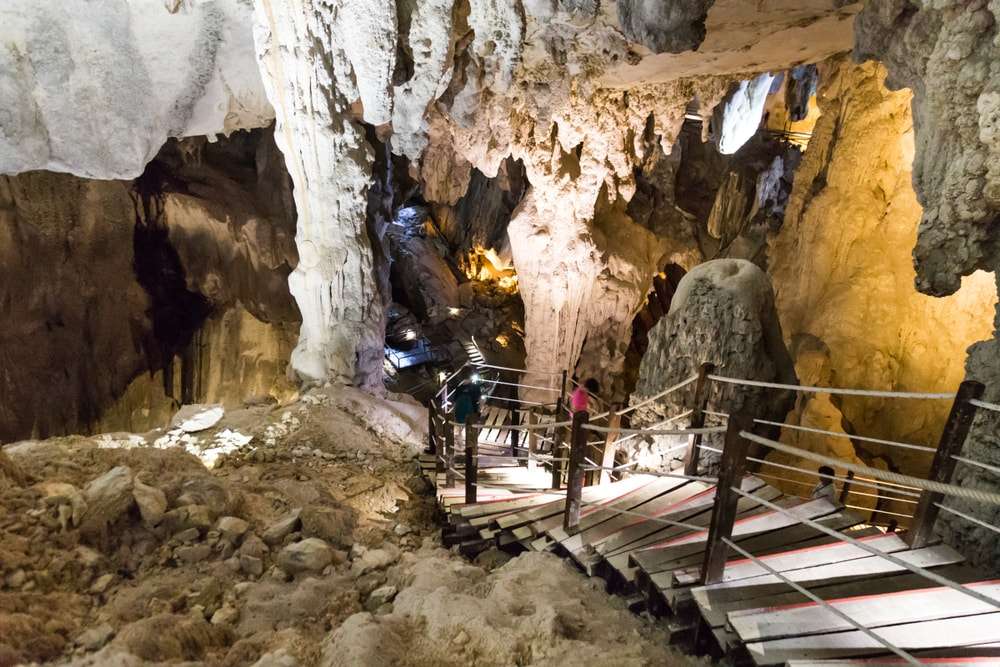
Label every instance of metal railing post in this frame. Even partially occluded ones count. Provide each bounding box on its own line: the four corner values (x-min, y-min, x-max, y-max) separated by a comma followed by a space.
427, 401, 438, 455
527, 407, 538, 472
551, 397, 565, 489
465, 412, 479, 504
444, 411, 456, 488
701, 412, 753, 584
684, 362, 716, 477
563, 410, 589, 533
905, 379, 984, 548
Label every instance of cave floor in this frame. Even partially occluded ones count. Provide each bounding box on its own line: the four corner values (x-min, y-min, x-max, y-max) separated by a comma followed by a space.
0, 387, 691, 666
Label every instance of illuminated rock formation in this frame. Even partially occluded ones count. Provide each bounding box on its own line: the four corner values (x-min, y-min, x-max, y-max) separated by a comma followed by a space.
769, 59, 995, 474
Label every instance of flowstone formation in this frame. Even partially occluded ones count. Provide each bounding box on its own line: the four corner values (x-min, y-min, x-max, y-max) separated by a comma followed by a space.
769, 58, 996, 474
0, 0, 271, 179
852, 0, 1000, 569
627, 259, 796, 470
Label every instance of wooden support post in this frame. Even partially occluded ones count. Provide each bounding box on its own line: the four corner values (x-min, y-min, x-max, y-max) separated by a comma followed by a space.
701, 412, 753, 585
598, 405, 623, 485
684, 362, 716, 477
905, 379, 984, 548
527, 408, 538, 472
465, 412, 479, 504
551, 397, 565, 489
427, 401, 437, 455
563, 410, 589, 533
839, 470, 855, 505
444, 413, 456, 488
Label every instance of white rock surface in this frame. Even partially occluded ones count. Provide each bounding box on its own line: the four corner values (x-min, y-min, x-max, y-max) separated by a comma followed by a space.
252, 0, 388, 388
171, 404, 225, 433
0, 0, 272, 179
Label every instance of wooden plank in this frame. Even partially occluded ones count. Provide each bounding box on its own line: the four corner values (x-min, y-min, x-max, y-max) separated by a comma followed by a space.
602, 488, 784, 587
599, 477, 771, 557
681, 532, 911, 586
693, 564, 978, 629
731, 580, 1000, 642
632, 497, 838, 575
785, 655, 1000, 666
548, 475, 687, 548
690, 544, 965, 605
495, 474, 652, 530
660, 512, 866, 582
532, 476, 662, 539
457, 492, 561, 518
745, 613, 1000, 665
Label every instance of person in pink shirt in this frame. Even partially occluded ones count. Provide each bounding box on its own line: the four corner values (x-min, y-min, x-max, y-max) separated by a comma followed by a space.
570, 378, 600, 414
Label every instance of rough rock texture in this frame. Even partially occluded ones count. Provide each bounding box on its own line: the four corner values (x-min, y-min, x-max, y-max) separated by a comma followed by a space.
852, 0, 1000, 568
0, 0, 272, 179
0, 130, 299, 442
854, 0, 1000, 297
321, 550, 692, 666
628, 259, 796, 470
252, 0, 390, 390
769, 59, 995, 474
617, 0, 715, 54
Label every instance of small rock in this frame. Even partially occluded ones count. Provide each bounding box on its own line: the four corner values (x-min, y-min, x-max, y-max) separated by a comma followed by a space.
277, 538, 334, 575
75, 546, 103, 569
80, 466, 134, 536
269, 565, 289, 582
5, 569, 26, 589
211, 604, 240, 626
350, 545, 400, 576
233, 582, 253, 596
375, 603, 393, 615
216, 516, 249, 543
90, 573, 115, 594
240, 555, 264, 577
452, 629, 470, 645
262, 509, 301, 546
174, 527, 201, 543
300, 506, 353, 548
364, 584, 397, 612
172, 404, 225, 432
251, 648, 300, 667
240, 533, 268, 560
393, 523, 411, 536
76, 623, 115, 650
175, 544, 212, 563
349, 543, 368, 561
132, 477, 167, 526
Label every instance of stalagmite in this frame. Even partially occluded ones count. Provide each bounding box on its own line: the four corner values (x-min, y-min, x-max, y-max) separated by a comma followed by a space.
252, 0, 393, 388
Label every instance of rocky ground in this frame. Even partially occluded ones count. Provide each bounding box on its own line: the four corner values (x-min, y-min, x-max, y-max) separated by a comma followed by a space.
0, 386, 693, 666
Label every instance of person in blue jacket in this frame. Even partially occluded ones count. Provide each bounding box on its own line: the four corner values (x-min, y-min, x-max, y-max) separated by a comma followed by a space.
452, 375, 482, 424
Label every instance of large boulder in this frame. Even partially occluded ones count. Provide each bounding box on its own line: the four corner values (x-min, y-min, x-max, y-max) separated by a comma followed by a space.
628, 259, 796, 470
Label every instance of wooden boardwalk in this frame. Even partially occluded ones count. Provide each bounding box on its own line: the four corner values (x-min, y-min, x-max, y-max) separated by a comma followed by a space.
419, 460, 1000, 665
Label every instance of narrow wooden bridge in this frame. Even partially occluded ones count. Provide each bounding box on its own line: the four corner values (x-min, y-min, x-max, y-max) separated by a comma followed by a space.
420, 364, 1000, 665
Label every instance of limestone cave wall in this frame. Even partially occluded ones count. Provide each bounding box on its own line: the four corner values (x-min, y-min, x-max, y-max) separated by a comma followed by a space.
0, 129, 300, 443
770, 58, 996, 476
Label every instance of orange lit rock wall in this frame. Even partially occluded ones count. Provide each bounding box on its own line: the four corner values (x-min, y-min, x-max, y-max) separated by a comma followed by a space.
769, 59, 996, 473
